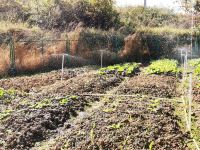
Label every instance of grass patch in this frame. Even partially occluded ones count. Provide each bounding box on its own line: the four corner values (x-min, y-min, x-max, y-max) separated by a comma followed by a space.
138, 26, 191, 36
0, 21, 41, 33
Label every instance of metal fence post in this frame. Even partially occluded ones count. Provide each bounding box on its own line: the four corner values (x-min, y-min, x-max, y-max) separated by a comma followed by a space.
101, 50, 103, 68
61, 54, 65, 82
9, 36, 17, 75
66, 38, 70, 66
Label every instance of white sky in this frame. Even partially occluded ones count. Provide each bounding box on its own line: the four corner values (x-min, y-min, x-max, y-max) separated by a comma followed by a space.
116, 0, 183, 12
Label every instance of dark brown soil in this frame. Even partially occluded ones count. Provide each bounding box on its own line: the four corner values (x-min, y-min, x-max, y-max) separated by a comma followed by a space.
0, 72, 190, 150
117, 75, 179, 98
193, 86, 200, 103
48, 96, 188, 150
0, 72, 123, 150
0, 67, 94, 92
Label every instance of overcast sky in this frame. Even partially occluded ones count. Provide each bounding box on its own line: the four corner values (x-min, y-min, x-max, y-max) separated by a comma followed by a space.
116, 0, 183, 12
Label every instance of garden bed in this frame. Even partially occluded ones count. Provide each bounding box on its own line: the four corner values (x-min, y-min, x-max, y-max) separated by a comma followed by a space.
44, 96, 188, 150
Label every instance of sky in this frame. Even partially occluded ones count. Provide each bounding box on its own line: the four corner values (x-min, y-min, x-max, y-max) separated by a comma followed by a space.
116, 0, 183, 12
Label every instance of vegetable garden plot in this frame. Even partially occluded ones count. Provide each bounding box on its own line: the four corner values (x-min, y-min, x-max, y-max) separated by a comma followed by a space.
35, 72, 123, 96
0, 72, 124, 149
116, 74, 180, 98
0, 67, 94, 92
43, 96, 188, 150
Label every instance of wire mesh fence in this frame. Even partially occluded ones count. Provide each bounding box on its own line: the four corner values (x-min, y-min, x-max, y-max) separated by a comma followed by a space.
0, 35, 124, 77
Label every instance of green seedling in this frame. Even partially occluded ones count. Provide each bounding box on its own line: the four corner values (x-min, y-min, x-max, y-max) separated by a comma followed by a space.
70, 95, 78, 100
98, 63, 139, 76
59, 98, 70, 105
109, 123, 123, 130
0, 89, 4, 98
7, 89, 17, 95
149, 141, 154, 150
31, 99, 52, 109
148, 99, 160, 112
90, 123, 96, 145
103, 108, 116, 113
0, 109, 14, 120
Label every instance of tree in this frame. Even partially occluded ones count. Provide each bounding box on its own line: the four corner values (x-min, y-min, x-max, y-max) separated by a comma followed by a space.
181, 0, 200, 12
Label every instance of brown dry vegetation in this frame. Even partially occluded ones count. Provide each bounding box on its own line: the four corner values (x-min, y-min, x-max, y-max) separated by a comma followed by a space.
0, 45, 10, 74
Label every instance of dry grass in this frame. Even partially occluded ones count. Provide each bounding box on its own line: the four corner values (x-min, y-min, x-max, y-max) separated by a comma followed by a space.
0, 21, 42, 33
138, 26, 192, 36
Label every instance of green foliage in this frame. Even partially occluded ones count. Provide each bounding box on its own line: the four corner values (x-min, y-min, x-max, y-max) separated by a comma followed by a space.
0, 89, 4, 98
30, 99, 52, 109
59, 98, 70, 105
148, 99, 160, 112
194, 64, 200, 76
119, 6, 179, 30
189, 58, 200, 67
109, 123, 123, 129
145, 59, 180, 75
99, 63, 139, 76
0, 109, 13, 120
149, 141, 154, 150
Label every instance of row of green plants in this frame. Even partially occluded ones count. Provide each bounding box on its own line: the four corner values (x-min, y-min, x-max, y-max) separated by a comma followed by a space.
99, 63, 140, 76
144, 59, 180, 75
99, 59, 181, 76
189, 58, 200, 76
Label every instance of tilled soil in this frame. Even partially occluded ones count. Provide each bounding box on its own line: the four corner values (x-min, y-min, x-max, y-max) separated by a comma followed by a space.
35, 73, 123, 96
0, 73, 123, 149
117, 75, 179, 98
0, 72, 190, 150
0, 67, 94, 92
46, 96, 188, 150
193, 86, 200, 103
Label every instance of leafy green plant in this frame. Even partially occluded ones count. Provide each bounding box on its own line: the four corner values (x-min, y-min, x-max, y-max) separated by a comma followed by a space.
194, 64, 200, 76
90, 123, 96, 145
0, 89, 4, 98
0, 109, 13, 120
99, 63, 139, 76
145, 59, 180, 75
109, 123, 123, 129
148, 99, 160, 112
7, 89, 17, 96
70, 95, 78, 100
103, 108, 116, 113
189, 58, 200, 67
59, 98, 70, 106
30, 99, 52, 109
149, 141, 154, 150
